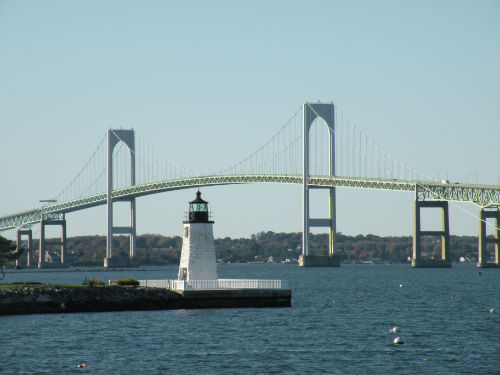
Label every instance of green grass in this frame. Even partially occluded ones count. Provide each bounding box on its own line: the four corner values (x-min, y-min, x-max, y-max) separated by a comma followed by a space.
115, 278, 140, 286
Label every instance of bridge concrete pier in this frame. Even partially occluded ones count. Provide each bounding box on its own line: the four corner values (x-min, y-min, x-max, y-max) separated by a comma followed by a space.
38, 214, 67, 268
477, 208, 500, 268
412, 200, 451, 268
104, 257, 136, 268
299, 255, 341, 267
16, 229, 32, 267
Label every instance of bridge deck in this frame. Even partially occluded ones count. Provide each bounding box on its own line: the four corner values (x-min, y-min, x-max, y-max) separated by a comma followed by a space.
1, 175, 499, 230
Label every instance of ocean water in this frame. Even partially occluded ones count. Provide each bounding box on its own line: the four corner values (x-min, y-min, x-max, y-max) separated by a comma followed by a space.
1, 263, 499, 375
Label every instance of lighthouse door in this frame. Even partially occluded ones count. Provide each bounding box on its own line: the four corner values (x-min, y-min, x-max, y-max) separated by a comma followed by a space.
179, 268, 187, 280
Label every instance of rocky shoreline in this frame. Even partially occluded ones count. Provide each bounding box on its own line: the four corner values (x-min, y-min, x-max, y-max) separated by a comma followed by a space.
0, 286, 291, 315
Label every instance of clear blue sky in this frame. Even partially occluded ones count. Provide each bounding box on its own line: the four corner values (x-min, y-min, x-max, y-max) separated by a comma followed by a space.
1, 0, 499, 241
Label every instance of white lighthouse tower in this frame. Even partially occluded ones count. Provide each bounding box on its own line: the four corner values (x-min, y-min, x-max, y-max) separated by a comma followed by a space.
177, 191, 217, 281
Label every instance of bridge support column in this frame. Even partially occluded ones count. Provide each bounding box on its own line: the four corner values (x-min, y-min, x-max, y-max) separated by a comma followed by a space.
105, 129, 136, 268
16, 229, 32, 267
299, 102, 340, 267
477, 208, 500, 268
412, 200, 451, 267
38, 214, 66, 268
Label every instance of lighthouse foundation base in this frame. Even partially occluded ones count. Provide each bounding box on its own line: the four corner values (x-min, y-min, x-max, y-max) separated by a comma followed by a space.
176, 289, 291, 308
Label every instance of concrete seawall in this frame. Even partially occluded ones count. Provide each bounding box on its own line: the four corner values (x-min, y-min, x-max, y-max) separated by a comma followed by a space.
0, 286, 291, 315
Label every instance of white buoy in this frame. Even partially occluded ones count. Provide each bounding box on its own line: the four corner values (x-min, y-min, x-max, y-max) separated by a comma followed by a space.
390, 326, 399, 333
393, 337, 404, 345
489, 308, 495, 314
399, 284, 404, 288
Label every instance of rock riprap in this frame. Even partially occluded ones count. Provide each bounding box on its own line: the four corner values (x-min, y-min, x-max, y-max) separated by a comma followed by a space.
0, 285, 291, 315
0, 286, 181, 315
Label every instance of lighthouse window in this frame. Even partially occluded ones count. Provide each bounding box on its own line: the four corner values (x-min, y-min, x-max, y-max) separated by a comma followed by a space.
184, 227, 189, 238
195, 203, 206, 211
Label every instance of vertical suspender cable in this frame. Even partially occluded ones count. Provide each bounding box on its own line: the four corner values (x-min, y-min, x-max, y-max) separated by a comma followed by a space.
359, 130, 362, 178
378, 145, 381, 178
384, 152, 387, 179
346, 115, 349, 177
354, 125, 357, 177
364, 134, 367, 178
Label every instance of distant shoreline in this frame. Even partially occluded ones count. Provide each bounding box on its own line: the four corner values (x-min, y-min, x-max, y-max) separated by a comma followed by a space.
3, 267, 156, 274
4, 261, 483, 275
9, 232, 485, 265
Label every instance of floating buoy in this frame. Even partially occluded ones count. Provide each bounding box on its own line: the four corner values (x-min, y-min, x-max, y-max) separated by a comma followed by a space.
78, 364, 87, 368
450, 296, 454, 300
390, 326, 399, 333
489, 308, 495, 314
399, 284, 404, 288
393, 337, 404, 345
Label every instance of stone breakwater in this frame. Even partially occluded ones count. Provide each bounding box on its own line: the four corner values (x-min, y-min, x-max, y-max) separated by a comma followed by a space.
0, 286, 291, 315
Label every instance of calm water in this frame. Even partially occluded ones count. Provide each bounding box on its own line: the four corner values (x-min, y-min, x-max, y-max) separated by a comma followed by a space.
1, 264, 499, 375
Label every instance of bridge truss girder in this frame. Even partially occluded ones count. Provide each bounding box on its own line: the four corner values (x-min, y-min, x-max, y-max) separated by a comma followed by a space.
1, 175, 500, 232
415, 183, 500, 208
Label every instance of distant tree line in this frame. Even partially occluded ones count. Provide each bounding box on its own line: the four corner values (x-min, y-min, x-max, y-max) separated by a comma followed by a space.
14, 231, 491, 267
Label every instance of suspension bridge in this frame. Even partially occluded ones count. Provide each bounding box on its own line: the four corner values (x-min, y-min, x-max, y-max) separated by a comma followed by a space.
1, 102, 499, 268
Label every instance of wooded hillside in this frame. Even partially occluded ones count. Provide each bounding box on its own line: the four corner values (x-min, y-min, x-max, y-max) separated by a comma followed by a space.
21, 231, 488, 266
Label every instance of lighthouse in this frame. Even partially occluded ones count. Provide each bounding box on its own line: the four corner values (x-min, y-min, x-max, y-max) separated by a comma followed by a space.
138, 190, 290, 306
177, 191, 217, 281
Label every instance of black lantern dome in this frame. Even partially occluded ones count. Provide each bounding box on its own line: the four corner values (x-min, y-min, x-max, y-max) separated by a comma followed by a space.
186, 191, 213, 223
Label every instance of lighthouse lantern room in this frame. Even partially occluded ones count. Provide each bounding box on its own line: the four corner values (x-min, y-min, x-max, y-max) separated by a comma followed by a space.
177, 191, 217, 281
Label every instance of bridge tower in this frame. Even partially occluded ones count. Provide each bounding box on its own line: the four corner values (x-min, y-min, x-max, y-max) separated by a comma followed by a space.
38, 213, 67, 268
299, 102, 340, 267
104, 129, 136, 268
16, 228, 32, 267
477, 207, 500, 268
411, 192, 451, 267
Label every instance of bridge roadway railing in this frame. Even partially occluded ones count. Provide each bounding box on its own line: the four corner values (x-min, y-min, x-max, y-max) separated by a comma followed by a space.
1, 174, 499, 230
